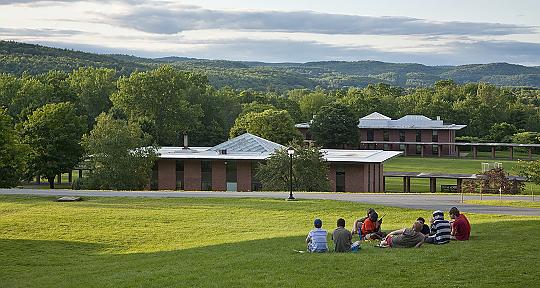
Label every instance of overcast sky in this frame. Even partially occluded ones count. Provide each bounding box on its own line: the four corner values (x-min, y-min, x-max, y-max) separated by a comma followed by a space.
1, 0, 539, 65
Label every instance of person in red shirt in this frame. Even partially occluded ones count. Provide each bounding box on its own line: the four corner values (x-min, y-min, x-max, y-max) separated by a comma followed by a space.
352, 208, 375, 237
449, 207, 471, 241
361, 212, 386, 240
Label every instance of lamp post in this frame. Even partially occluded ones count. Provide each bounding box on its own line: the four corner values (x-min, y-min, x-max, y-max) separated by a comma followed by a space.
287, 147, 295, 200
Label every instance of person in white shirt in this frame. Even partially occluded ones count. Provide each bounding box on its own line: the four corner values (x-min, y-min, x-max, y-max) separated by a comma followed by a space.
306, 218, 328, 253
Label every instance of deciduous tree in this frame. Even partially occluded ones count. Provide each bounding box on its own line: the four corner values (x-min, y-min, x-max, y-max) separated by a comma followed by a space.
67, 67, 116, 130
514, 160, 540, 186
310, 103, 358, 148
0, 108, 26, 187
82, 113, 157, 190
110, 65, 204, 146
256, 144, 329, 191
19, 102, 84, 188
229, 109, 302, 145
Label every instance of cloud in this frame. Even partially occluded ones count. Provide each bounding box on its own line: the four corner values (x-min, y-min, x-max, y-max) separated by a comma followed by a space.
441, 40, 540, 65
0, 0, 82, 4
178, 39, 540, 65
0, 27, 84, 36
25, 37, 540, 66
105, 5, 537, 36
0, 0, 145, 5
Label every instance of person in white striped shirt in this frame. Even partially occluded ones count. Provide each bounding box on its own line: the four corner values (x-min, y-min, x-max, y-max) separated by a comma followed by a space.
425, 210, 451, 244
306, 218, 328, 253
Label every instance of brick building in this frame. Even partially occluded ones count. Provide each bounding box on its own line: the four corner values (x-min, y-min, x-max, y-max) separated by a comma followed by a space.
297, 112, 466, 156
152, 133, 401, 192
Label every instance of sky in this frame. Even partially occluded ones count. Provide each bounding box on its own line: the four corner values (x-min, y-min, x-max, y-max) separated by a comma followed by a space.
0, 0, 539, 65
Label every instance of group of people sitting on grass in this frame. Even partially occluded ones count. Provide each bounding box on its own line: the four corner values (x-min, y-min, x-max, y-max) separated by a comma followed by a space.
306, 206, 471, 252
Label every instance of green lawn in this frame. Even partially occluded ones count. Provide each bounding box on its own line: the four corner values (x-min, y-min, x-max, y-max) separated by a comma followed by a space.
384, 157, 540, 193
464, 200, 540, 209
0, 195, 538, 287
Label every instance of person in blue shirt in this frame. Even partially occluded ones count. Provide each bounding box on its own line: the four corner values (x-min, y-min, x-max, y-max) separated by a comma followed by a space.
306, 218, 328, 253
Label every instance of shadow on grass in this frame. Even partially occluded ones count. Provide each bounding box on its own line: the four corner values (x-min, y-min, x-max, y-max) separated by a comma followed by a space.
1, 219, 539, 288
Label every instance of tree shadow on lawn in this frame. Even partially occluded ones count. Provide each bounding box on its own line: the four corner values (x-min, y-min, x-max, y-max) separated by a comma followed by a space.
1, 220, 539, 288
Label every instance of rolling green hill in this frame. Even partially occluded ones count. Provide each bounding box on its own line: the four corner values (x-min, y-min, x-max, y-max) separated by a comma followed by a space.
1, 40, 539, 90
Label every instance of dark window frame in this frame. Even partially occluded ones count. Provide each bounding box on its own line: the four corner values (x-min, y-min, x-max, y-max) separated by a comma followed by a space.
201, 160, 212, 191
383, 130, 389, 141
335, 165, 345, 192
226, 160, 237, 191
367, 129, 375, 141
399, 130, 406, 142
176, 160, 184, 190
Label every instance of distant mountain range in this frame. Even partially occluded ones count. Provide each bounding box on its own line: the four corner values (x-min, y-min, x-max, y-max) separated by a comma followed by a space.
1, 40, 539, 90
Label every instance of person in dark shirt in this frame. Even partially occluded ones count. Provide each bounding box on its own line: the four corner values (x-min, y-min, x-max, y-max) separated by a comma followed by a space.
417, 217, 431, 235
332, 218, 360, 252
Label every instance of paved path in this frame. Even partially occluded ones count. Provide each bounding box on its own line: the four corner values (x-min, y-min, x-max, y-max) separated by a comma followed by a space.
0, 188, 538, 216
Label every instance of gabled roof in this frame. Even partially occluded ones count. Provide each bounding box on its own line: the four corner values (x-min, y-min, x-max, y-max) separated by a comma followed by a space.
360, 112, 391, 120
397, 115, 432, 122
358, 112, 466, 130
210, 133, 285, 154
394, 115, 442, 128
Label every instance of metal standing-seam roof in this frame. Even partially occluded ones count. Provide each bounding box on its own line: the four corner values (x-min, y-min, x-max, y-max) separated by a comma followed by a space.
157, 133, 402, 163
209, 133, 285, 153
358, 112, 466, 130
362, 112, 391, 120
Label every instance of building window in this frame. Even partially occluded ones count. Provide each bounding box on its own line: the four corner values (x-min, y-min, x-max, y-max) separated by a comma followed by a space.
176, 160, 184, 190
399, 144, 406, 151
201, 160, 212, 191
383, 144, 390, 150
432, 130, 438, 142
367, 129, 374, 141
383, 130, 389, 141
226, 161, 237, 191
399, 130, 405, 142
336, 166, 345, 192
416, 145, 422, 155
305, 131, 312, 141
416, 130, 422, 142
432, 145, 439, 155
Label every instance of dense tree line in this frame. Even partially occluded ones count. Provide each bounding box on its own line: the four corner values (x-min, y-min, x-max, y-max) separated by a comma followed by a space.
1, 64, 540, 188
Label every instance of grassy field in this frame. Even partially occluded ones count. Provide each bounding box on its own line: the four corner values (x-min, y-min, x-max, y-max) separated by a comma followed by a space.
464, 200, 540, 208
384, 157, 540, 193
0, 195, 538, 287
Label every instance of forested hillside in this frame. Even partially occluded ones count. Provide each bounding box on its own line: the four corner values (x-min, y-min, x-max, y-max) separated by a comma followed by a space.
1, 41, 539, 90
